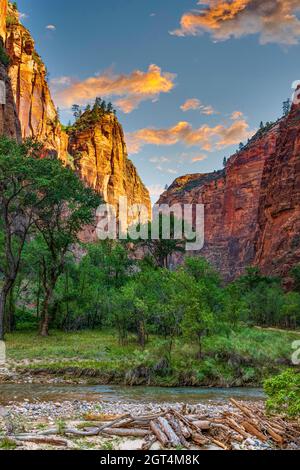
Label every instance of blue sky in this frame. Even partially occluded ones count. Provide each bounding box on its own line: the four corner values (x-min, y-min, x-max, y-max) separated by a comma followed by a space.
17, 0, 300, 201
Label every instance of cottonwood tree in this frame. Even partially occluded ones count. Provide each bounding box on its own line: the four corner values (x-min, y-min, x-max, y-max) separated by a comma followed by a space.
0, 138, 57, 339
33, 165, 101, 336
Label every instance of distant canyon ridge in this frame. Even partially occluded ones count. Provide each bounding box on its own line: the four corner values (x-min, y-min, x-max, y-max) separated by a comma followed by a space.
1, 0, 300, 282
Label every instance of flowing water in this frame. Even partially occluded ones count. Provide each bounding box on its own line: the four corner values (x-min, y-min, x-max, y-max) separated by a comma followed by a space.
0, 383, 265, 405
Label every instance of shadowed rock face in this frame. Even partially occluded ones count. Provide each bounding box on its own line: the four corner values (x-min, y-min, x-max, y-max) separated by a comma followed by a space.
158, 107, 300, 281
254, 100, 300, 279
0, 1, 151, 225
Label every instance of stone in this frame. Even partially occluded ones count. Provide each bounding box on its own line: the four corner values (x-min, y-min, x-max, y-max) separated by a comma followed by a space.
1, 1, 151, 225
158, 99, 300, 282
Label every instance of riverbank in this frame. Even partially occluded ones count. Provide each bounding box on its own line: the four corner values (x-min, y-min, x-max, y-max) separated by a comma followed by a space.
3, 327, 298, 387
0, 396, 299, 451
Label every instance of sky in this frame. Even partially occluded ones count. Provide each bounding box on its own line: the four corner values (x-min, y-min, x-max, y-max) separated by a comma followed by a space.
17, 0, 300, 202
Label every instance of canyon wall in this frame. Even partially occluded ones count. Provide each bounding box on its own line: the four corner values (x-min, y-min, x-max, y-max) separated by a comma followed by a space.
0, 0, 21, 140
0, 1, 151, 221
158, 110, 300, 281
0, 0, 6, 42
68, 113, 151, 216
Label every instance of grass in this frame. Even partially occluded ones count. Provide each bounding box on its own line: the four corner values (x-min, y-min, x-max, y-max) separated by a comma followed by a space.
0, 437, 17, 450
5, 327, 299, 387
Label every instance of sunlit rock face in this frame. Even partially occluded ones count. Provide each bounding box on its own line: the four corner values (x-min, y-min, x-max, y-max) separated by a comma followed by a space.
4, 3, 68, 160
0, 2, 151, 228
0, 0, 7, 42
0, 1, 21, 140
158, 108, 300, 281
68, 113, 152, 223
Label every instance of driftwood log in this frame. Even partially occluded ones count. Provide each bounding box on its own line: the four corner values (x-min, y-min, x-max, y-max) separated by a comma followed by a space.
8, 399, 300, 450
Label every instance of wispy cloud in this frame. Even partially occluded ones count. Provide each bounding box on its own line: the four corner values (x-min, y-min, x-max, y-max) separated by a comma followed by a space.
147, 184, 166, 200
149, 156, 170, 164
231, 110, 244, 120
192, 154, 208, 163
127, 117, 254, 154
51, 64, 176, 113
19, 12, 28, 20
180, 98, 217, 115
46, 24, 56, 31
170, 0, 300, 45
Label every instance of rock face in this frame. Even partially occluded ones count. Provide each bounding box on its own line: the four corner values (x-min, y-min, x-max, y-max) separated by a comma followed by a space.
68, 113, 151, 217
0, 0, 7, 42
4, 3, 68, 160
0, 1, 21, 140
254, 100, 300, 278
0, 1, 151, 224
158, 110, 300, 281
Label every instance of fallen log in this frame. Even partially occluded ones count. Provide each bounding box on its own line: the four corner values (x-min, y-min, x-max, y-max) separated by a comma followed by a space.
191, 432, 207, 447
142, 436, 157, 450
241, 421, 267, 442
157, 417, 182, 447
150, 420, 169, 448
14, 435, 68, 447
192, 420, 211, 431
103, 428, 150, 438
211, 438, 229, 450
225, 418, 250, 439
97, 414, 132, 433
166, 414, 190, 448
230, 399, 255, 419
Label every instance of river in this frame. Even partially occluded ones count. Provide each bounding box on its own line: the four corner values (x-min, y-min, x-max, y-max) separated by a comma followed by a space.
0, 383, 265, 405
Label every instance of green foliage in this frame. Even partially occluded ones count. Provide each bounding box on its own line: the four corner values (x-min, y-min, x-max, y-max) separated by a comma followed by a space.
6, 13, 18, 27
69, 98, 117, 133
129, 214, 186, 269
0, 44, 10, 66
0, 437, 17, 450
291, 264, 300, 292
264, 369, 300, 417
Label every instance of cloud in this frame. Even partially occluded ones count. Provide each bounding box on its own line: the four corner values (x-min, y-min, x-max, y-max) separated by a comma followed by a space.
46, 24, 56, 31
192, 154, 208, 163
19, 12, 28, 20
51, 64, 176, 113
149, 156, 170, 164
147, 184, 166, 200
231, 110, 244, 120
126, 118, 254, 154
171, 0, 300, 45
180, 98, 217, 115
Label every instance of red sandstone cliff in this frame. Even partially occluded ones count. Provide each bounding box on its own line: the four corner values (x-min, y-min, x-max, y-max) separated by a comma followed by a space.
0, 0, 6, 42
68, 112, 151, 216
0, 1, 151, 218
0, 0, 20, 140
158, 112, 299, 281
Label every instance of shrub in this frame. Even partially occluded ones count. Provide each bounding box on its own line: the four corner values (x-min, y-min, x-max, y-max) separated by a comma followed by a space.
264, 369, 300, 417
0, 44, 10, 66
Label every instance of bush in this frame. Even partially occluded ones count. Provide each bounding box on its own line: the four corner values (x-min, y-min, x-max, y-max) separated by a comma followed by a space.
14, 309, 38, 331
264, 369, 300, 417
0, 44, 10, 66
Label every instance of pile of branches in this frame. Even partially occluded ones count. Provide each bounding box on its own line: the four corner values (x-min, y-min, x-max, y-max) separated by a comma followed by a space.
5, 399, 300, 449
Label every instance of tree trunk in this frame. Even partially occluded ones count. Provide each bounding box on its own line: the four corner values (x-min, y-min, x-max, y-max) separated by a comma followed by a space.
39, 288, 53, 337
0, 282, 12, 340
137, 319, 146, 348
5, 287, 16, 333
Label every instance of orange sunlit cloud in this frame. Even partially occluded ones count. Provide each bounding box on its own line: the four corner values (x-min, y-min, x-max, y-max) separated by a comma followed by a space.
192, 154, 208, 163
180, 98, 217, 115
51, 64, 176, 113
126, 118, 254, 154
171, 0, 300, 45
